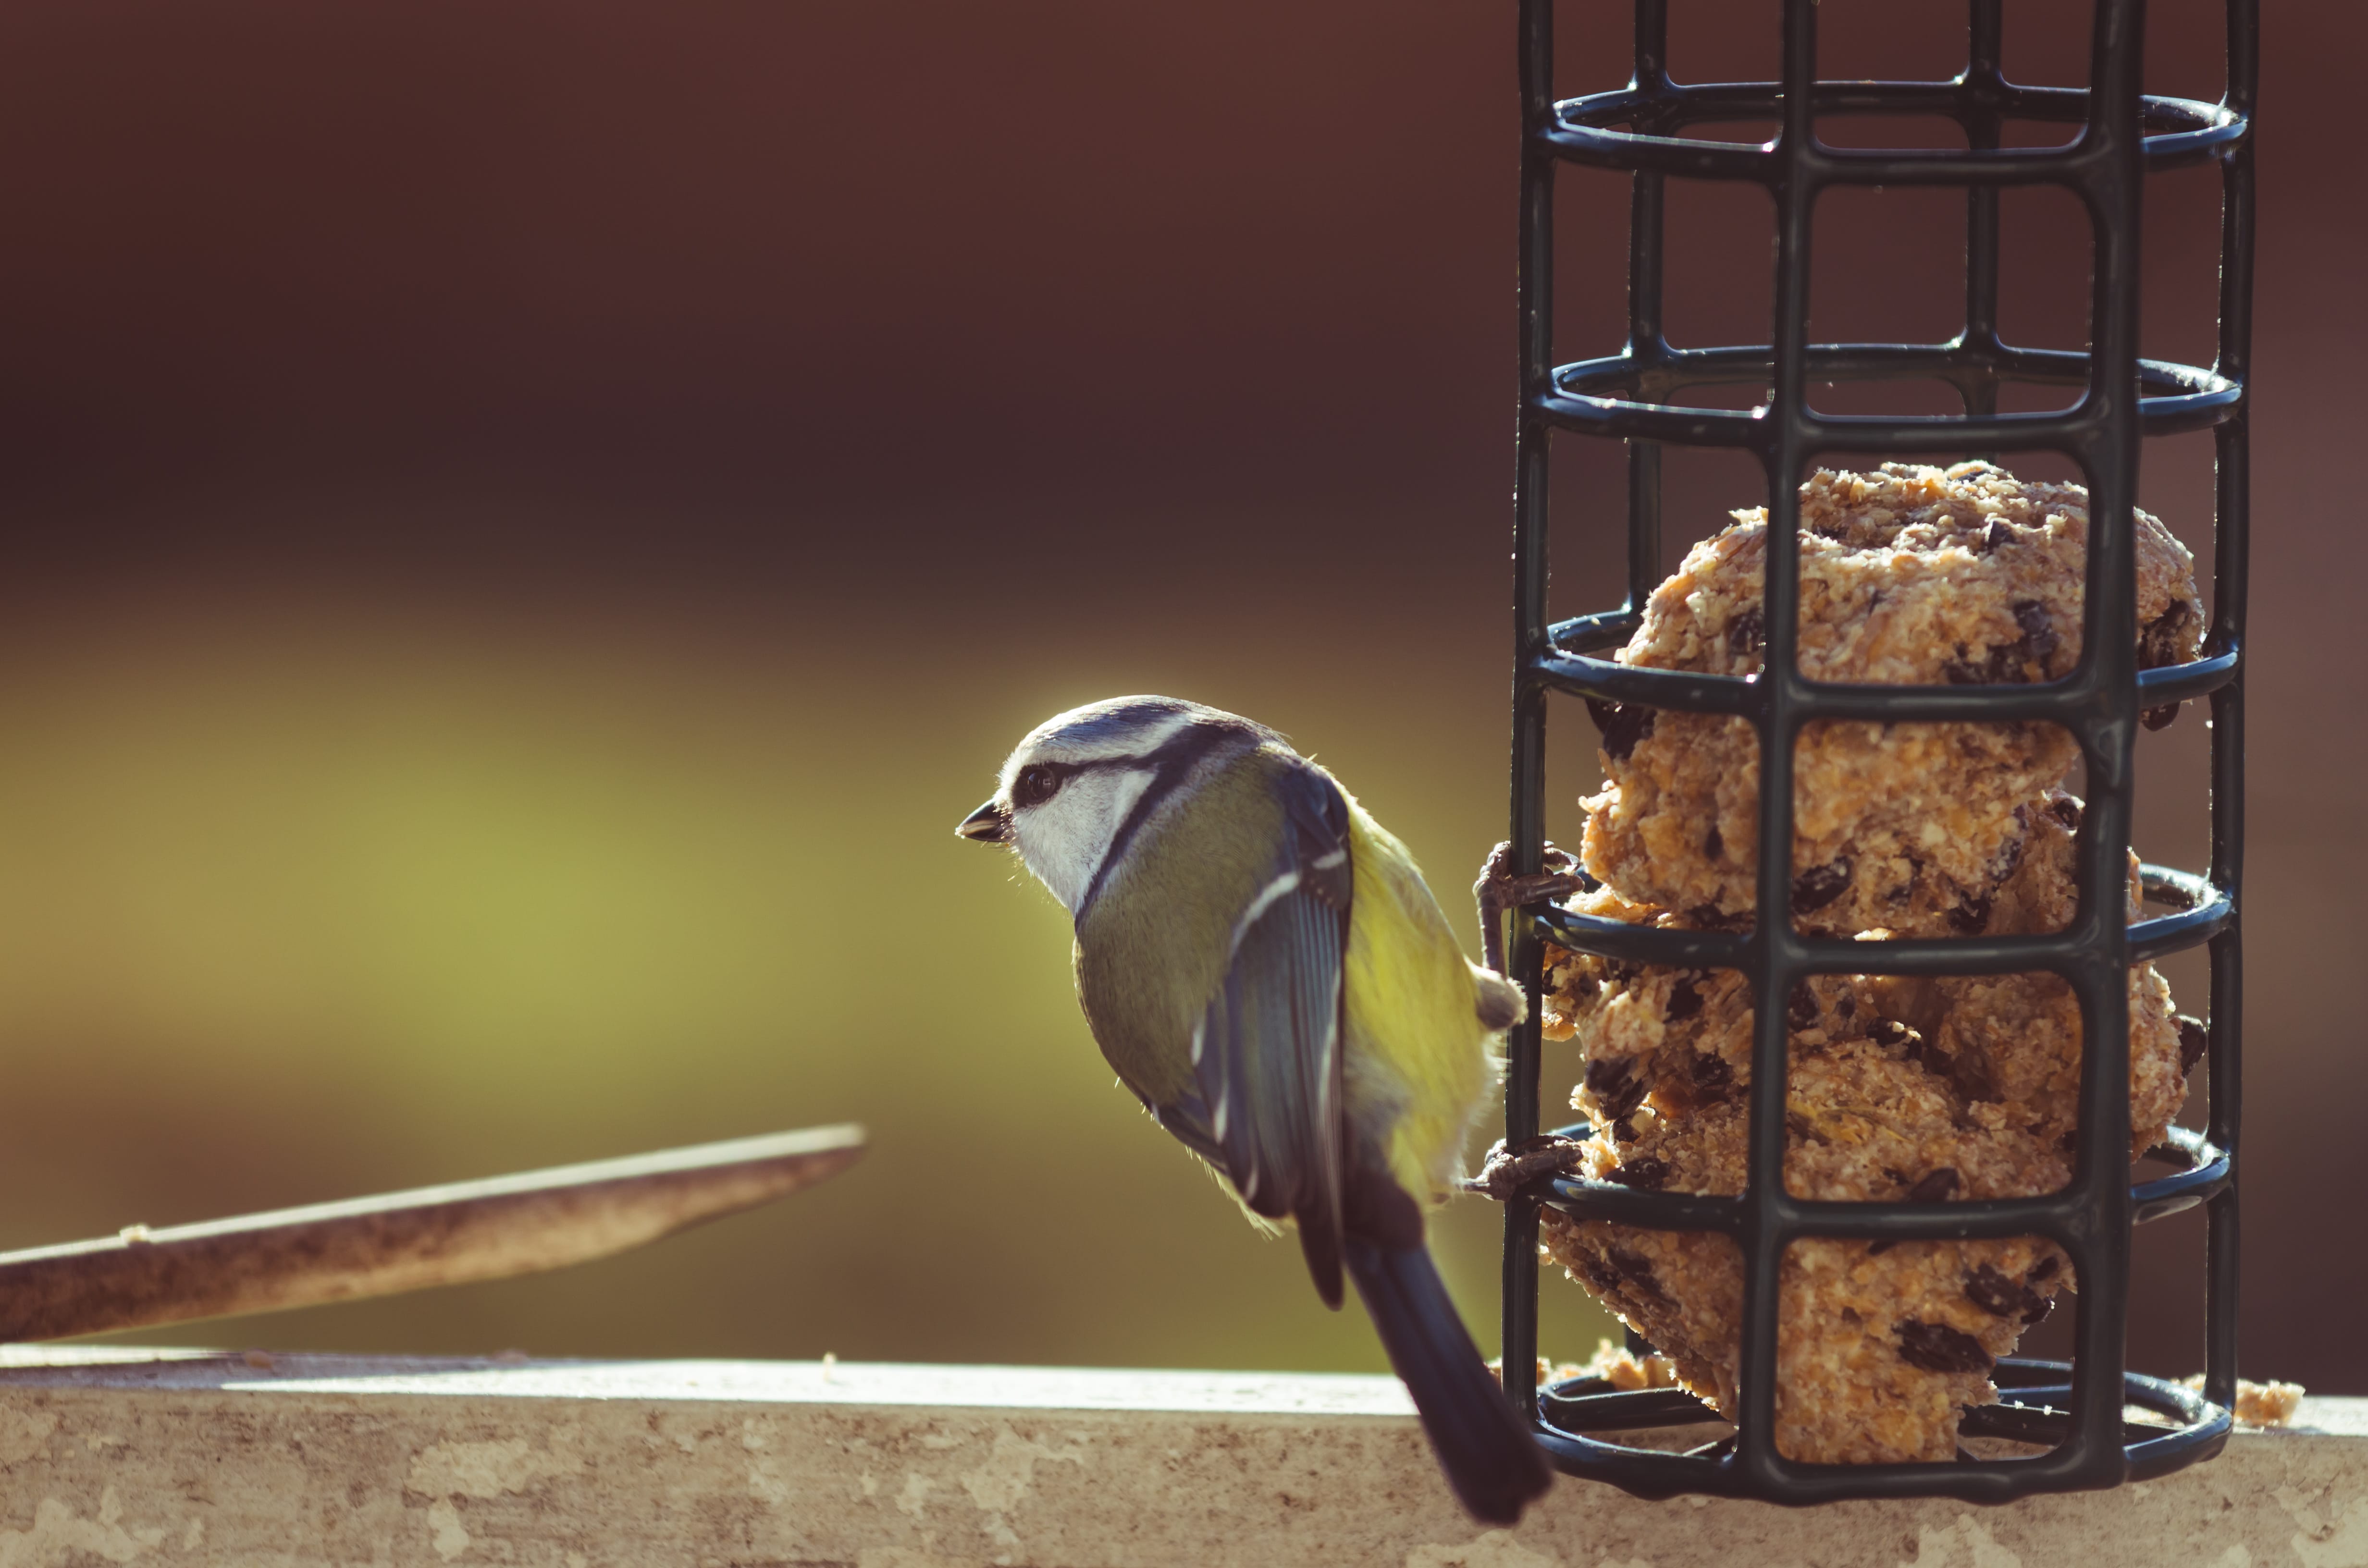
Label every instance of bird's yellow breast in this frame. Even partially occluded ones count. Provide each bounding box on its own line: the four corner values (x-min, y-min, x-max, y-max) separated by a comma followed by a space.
1340, 802, 1498, 1209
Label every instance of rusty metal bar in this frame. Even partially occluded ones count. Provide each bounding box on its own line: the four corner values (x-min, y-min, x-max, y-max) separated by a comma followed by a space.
0, 1124, 865, 1341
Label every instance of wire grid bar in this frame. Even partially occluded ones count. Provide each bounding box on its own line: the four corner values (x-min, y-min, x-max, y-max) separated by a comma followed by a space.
1500, 0, 2254, 1504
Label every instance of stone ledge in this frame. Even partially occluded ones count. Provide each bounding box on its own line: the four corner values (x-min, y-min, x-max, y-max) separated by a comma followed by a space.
0, 1348, 2356, 1567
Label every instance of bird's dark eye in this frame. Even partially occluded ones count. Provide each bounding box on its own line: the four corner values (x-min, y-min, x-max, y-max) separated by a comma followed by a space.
1013, 764, 1065, 808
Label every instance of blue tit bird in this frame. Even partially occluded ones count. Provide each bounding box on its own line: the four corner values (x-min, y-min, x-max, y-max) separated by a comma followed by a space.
957, 695, 1552, 1524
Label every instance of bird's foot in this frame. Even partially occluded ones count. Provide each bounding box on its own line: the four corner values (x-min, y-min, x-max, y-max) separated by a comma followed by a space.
1461, 1134, 1587, 1201
1473, 840, 1589, 975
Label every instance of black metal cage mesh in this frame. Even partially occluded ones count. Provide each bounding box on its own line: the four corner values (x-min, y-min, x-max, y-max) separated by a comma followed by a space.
1498, 0, 2254, 1503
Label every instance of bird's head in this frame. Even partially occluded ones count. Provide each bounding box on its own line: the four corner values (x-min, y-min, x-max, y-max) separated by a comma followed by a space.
958, 695, 1276, 914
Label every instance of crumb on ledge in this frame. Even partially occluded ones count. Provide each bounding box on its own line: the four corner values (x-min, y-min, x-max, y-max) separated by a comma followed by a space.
1572, 1338, 1682, 1392
1488, 1342, 1686, 1395
2183, 1374, 2305, 1427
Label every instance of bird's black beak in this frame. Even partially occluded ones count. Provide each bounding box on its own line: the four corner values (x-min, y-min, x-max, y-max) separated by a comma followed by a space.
957, 799, 1011, 844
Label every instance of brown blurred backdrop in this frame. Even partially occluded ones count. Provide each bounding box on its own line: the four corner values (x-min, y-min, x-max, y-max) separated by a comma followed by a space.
0, 0, 2357, 1391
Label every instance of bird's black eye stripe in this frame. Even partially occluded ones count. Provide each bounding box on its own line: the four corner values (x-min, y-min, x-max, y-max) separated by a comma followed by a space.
1012, 763, 1067, 808
1011, 724, 1240, 813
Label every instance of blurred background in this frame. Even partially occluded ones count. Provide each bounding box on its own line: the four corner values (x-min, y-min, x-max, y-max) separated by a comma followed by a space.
0, 0, 2357, 1390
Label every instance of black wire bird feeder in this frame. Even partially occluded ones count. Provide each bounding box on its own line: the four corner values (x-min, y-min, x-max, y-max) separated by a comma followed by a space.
1497, 0, 2253, 1503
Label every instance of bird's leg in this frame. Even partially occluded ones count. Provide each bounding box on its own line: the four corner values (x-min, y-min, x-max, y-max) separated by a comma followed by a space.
1461, 1134, 1587, 1201
1472, 839, 1588, 976
1468, 842, 1590, 1197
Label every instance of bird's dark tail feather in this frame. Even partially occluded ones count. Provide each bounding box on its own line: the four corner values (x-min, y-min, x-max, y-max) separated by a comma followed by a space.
1344, 1237, 1553, 1526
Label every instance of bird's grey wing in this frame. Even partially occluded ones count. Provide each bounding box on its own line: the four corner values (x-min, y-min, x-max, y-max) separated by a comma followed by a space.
1145, 1094, 1224, 1169
1192, 761, 1353, 1308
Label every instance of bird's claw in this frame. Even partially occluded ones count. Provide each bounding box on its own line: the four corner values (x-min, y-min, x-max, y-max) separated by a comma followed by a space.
1473, 840, 1588, 975
1460, 1134, 1587, 1201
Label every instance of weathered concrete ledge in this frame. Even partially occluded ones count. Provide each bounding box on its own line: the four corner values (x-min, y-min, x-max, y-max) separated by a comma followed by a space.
0, 1347, 2357, 1566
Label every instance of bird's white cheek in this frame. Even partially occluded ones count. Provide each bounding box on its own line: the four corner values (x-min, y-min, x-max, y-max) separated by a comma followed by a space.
1011, 771, 1154, 915
1011, 810, 1101, 912
1012, 825, 1088, 911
